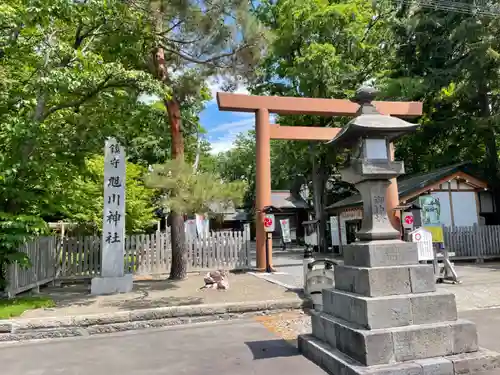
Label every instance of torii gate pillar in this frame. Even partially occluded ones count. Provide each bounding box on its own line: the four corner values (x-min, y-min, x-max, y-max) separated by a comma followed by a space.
217, 93, 422, 271
255, 108, 272, 269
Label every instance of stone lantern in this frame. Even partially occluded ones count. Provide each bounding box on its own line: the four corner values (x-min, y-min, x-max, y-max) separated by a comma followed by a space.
298, 86, 500, 375
329, 85, 418, 242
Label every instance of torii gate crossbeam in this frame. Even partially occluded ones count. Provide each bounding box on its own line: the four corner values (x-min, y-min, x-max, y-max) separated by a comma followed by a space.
217, 92, 423, 271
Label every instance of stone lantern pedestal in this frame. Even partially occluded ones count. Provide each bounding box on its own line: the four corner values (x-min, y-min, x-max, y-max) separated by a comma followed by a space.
298, 87, 500, 374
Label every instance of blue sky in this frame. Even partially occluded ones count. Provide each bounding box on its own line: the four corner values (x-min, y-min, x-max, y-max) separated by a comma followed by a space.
201, 82, 255, 154
140, 82, 271, 155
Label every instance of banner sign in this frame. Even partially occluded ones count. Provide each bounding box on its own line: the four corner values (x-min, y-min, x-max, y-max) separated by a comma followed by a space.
330, 216, 340, 246
280, 218, 291, 243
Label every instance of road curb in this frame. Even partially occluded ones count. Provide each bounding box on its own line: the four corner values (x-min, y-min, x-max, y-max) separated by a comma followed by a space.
0, 299, 310, 342
248, 272, 304, 292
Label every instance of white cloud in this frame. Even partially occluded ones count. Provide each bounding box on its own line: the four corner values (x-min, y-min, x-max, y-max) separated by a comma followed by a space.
209, 118, 254, 133
207, 118, 254, 154
137, 92, 160, 104
207, 77, 250, 103
233, 112, 255, 118
206, 113, 279, 154
208, 113, 277, 134
209, 139, 237, 154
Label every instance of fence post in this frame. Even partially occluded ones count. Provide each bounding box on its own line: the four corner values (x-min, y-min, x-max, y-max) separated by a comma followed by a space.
244, 223, 251, 268
6, 264, 16, 298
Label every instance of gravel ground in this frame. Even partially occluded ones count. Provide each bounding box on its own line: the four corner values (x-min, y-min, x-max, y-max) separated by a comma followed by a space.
252, 262, 500, 346
254, 310, 311, 346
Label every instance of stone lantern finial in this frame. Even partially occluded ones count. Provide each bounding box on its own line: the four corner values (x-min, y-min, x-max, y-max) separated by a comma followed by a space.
354, 85, 378, 103
354, 85, 379, 115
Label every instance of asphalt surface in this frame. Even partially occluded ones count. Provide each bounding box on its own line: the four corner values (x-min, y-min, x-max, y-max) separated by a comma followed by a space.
2, 308, 500, 375
0, 320, 328, 375
460, 308, 500, 353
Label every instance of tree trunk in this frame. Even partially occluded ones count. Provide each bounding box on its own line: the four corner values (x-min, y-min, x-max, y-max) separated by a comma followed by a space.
152, 7, 188, 279
478, 84, 500, 223
165, 97, 188, 280
0, 260, 6, 293
169, 213, 187, 280
310, 145, 327, 252
165, 98, 184, 159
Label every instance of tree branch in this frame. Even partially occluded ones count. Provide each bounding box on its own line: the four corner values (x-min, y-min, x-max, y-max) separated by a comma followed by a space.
165, 19, 184, 34
73, 22, 84, 49
163, 36, 206, 45
160, 44, 249, 66
42, 76, 139, 120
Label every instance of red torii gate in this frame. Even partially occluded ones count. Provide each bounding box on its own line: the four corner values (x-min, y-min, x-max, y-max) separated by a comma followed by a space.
217, 92, 423, 271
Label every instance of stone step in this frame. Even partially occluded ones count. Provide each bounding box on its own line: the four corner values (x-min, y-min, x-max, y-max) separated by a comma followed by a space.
311, 312, 478, 366
322, 289, 457, 329
299, 334, 500, 375
334, 263, 436, 297
343, 240, 419, 268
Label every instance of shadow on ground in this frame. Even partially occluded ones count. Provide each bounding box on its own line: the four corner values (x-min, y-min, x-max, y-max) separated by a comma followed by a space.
36, 278, 193, 310
245, 339, 300, 360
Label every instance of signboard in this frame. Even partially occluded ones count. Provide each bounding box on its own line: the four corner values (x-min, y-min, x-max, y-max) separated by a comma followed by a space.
102, 138, 126, 278
330, 216, 340, 246
340, 209, 363, 220
340, 218, 347, 246
184, 219, 197, 238
195, 214, 210, 238
418, 195, 444, 243
264, 214, 275, 232
280, 219, 291, 243
424, 225, 444, 243
419, 195, 441, 225
402, 212, 414, 229
411, 228, 434, 261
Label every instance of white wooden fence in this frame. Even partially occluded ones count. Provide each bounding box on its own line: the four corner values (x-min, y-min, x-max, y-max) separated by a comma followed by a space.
6, 237, 57, 298
6, 227, 251, 297
444, 225, 500, 261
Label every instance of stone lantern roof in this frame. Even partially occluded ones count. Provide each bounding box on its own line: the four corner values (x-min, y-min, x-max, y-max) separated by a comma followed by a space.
327, 86, 419, 148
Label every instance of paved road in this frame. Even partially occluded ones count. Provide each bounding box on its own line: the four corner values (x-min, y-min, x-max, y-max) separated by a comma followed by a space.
2, 308, 500, 375
0, 320, 328, 375
260, 255, 500, 312
461, 308, 500, 352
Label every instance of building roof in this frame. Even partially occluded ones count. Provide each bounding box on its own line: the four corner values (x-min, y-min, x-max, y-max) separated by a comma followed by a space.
207, 202, 250, 221
271, 190, 310, 209
327, 162, 484, 211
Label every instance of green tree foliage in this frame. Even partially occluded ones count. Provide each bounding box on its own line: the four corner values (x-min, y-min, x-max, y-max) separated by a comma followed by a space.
243, 0, 389, 248
380, 3, 500, 220
0, 0, 171, 214
145, 159, 246, 279
61, 156, 157, 234
0, 0, 170, 288
216, 131, 257, 207
145, 159, 246, 217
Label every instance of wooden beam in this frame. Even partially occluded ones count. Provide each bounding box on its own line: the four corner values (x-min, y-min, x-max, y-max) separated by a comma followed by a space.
400, 173, 463, 203
217, 93, 423, 118
269, 125, 341, 141
455, 171, 488, 189
400, 172, 488, 203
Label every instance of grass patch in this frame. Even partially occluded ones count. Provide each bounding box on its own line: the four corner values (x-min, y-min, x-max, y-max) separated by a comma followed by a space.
0, 296, 55, 319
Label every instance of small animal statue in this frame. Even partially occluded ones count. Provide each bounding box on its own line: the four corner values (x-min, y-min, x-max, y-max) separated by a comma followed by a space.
201, 270, 229, 290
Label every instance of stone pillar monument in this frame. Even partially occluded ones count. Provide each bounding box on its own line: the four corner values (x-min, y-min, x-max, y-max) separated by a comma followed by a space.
299, 87, 500, 374
91, 138, 133, 295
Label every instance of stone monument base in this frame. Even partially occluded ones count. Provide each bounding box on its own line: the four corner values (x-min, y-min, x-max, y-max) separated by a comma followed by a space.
90, 274, 133, 295
298, 240, 500, 375
299, 333, 500, 375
